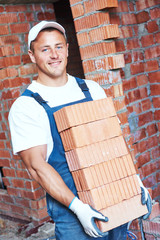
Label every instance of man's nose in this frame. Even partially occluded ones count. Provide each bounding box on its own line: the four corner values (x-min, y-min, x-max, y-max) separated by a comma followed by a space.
50, 49, 58, 58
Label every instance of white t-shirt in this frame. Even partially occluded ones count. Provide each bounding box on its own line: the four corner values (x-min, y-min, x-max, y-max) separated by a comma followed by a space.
8, 74, 106, 161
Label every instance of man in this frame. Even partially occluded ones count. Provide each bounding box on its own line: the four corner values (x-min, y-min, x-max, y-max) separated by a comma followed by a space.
8, 21, 151, 240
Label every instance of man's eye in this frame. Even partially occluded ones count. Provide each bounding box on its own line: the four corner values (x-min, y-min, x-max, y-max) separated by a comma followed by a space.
42, 48, 48, 52
57, 46, 63, 50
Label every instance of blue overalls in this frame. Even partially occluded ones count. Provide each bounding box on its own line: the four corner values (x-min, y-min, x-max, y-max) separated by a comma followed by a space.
22, 77, 127, 240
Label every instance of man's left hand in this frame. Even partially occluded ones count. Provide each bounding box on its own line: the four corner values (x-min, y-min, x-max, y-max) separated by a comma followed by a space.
137, 175, 152, 220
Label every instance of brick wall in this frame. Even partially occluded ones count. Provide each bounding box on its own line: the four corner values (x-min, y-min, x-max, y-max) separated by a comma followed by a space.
0, 3, 56, 225
109, 0, 160, 203
0, 0, 159, 233
69, 0, 160, 203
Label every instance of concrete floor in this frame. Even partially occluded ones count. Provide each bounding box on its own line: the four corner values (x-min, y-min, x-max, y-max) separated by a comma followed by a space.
0, 217, 56, 240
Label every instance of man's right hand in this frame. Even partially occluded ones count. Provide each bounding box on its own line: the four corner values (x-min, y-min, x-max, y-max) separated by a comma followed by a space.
69, 197, 109, 238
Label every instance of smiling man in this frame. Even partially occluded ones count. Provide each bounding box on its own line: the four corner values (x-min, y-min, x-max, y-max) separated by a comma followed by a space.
8, 21, 151, 240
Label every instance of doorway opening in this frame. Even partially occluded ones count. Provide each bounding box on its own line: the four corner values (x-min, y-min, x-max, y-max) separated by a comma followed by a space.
54, 0, 85, 79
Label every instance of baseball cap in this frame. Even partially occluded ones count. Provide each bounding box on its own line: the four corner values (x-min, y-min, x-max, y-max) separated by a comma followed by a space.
28, 20, 66, 49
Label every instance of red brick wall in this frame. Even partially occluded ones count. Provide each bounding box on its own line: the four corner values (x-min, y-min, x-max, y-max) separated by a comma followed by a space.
109, 0, 160, 202
0, 0, 159, 227
0, 3, 56, 225
69, 0, 160, 203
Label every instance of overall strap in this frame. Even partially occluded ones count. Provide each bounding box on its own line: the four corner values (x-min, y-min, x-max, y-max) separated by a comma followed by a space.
22, 89, 51, 111
75, 77, 92, 99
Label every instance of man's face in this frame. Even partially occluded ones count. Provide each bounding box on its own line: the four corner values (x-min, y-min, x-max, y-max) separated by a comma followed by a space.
28, 30, 69, 82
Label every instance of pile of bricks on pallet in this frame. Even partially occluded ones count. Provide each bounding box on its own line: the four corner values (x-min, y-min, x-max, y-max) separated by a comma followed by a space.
54, 98, 148, 232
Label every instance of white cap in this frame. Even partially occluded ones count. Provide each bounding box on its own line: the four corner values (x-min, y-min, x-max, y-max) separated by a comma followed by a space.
28, 20, 66, 49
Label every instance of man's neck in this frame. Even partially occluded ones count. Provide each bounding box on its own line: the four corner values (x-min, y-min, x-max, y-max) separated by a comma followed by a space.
36, 73, 68, 87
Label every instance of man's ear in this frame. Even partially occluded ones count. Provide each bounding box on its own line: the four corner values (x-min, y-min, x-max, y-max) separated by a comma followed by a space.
67, 43, 69, 57
28, 50, 36, 63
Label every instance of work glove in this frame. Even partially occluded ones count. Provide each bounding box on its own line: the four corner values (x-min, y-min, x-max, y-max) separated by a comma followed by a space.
137, 175, 152, 220
69, 197, 109, 238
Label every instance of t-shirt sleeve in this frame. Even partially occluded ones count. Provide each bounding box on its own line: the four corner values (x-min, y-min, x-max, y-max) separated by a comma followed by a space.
8, 96, 50, 155
85, 79, 107, 100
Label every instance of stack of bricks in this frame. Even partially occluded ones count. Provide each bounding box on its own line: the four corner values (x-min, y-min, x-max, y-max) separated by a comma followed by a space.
54, 98, 148, 232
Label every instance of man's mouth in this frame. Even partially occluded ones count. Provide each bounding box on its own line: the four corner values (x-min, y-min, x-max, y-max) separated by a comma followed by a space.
48, 60, 61, 67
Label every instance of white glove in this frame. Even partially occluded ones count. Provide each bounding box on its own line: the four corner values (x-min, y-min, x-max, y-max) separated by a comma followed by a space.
69, 197, 108, 238
137, 175, 152, 219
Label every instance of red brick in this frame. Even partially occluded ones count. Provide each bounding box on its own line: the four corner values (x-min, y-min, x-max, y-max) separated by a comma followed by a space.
136, 11, 149, 23
155, 32, 160, 43
105, 54, 125, 70
85, 11, 110, 30
121, 13, 137, 25
145, 60, 159, 72
5, 5, 27, 12
71, 4, 84, 18
119, 26, 133, 38
138, 111, 153, 127
84, 0, 95, 14
15, 198, 30, 208
151, 146, 160, 160
127, 38, 140, 50
124, 52, 132, 64
16, 170, 31, 179
138, 136, 159, 154
147, 124, 158, 137
80, 41, 116, 60
137, 151, 150, 168
154, 110, 160, 121
150, 84, 160, 96
131, 128, 146, 144
143, 216, 160, 236
150, 7, 160, 19
110, 15, 120, 25
141, 161, 158, 177
69, 0, 81, 4
136, 0, 160, 11
130, 62, 145, 75
20, 64, 37, 76
133, 51, 144, 62
2, 168, 15, 177
77, 32, 90, 46
153, 97, 160, 108
0, 13, 18, 24
115, 40, 125, 52
37, 11, 55, 21
152, 184, 160, 200
95, 58, 106, 71
25, 180, 40, 190
82, 59, 96, 73
0, 150, 10, 158
0, 35, 20, 45
137, 74, 148, 86
148, 71, 160, 83
141, 34, 154, 47
110, 0, 128, 13
89, 24, 120, 42
11, 179, 25, 188
10, 23, 30, 34
94, 0, 118, 10
141, 99, 152, 111
26, 12, 34, 22
123, 77, 137, 91
145, 45, 160, 60
19, 13, 25, 22
146, 20, 159, 33
0, 25, 9, 35
127, 102, 141, 115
